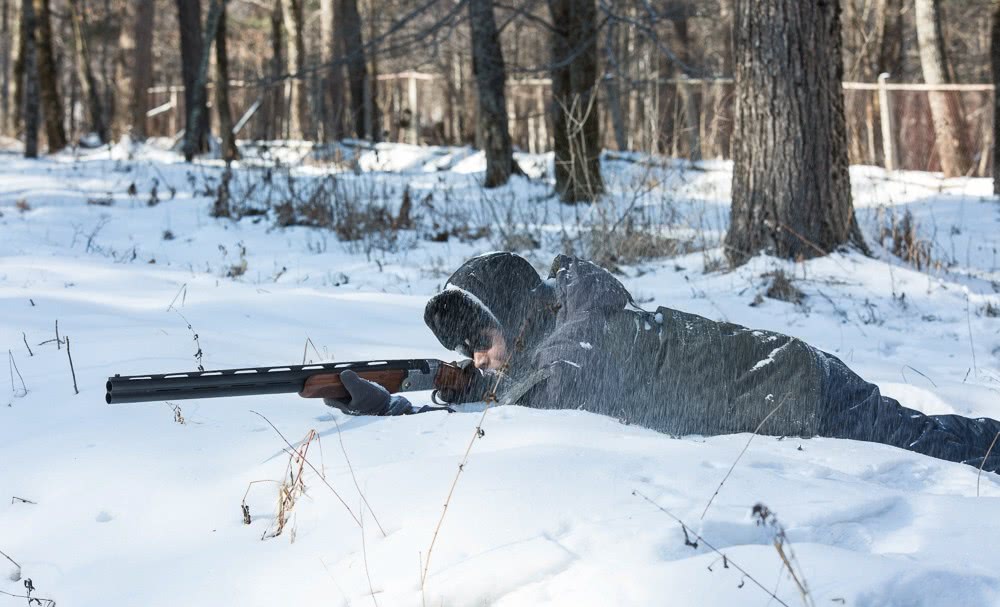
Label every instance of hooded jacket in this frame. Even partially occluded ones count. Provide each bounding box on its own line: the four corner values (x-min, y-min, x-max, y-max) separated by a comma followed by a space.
424, 253, 1000, 471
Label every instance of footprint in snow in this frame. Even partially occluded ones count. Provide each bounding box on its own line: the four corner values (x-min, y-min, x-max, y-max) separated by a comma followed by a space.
95, 511, 114, 523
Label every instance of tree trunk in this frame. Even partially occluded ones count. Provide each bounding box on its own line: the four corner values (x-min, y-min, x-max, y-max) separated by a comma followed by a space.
320, 0, 344, 141
992, 0, 1000, 194
671, 16, 700, 162
338, 0, 375, 139
726, 0, 863, 265
262, 0, 284, 140
19, 0, 38, 157
176, 0, 209, 151
547, 0, 603, 202
215, 0, 237, 162
469, 0, 516, 187
131, 0, 154, 139
69, 0, 108, 143
1, 0, 11, 135
914, 0, 971, 177
33, 0, 66, 151
280, 0, 308, 139
181, 0, 223, 161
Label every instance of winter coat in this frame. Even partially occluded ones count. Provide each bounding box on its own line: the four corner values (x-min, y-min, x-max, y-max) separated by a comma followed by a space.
425, 253, 1000, 471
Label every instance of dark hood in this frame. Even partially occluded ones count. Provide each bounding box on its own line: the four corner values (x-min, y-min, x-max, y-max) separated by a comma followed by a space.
424, 252, 555, 356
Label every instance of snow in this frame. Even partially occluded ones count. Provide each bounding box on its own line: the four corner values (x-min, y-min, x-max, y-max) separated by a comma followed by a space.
1, 141, 999, 606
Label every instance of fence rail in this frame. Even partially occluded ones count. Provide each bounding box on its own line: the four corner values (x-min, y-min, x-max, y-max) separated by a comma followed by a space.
144, 72, 995, 176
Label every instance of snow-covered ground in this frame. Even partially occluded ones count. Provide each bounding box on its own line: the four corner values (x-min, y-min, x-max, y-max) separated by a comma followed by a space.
1, 140, 999, 606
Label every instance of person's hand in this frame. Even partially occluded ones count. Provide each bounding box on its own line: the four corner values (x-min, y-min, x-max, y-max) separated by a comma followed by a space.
323, 370, 411, 415
436, 359, 498, 404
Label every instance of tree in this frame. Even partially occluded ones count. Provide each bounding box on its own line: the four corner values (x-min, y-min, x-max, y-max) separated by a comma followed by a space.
214, 0, 236, 162
320, 0, 345, 141
914, 0, 971, 177
469, 0, 517, 187
547, 0, 603, 202
280, 0, 309, 139
176, 0, 209, 154
33, 0, 66, 151
338, 0, 376, 139
181, 0, 224, 161
130, 0, 155, 139
725, 0, 864, 265
992, 0, 1000, 195
1, 0, 11, 135
69, 0, 108, 143
17, 0, 38, 157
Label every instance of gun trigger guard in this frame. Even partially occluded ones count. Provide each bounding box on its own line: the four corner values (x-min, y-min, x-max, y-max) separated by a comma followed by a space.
431, 389, 445, 405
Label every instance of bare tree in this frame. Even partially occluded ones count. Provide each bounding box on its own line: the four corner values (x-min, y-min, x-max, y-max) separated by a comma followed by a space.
18, 0, 38, 157
176, 0, 209, 153
469, 0, 518, 187
130, 0, 154, 139
993, 0, 1000, 194
338, 0, 376, 139
726, 0, 864, 265
320, 0, 345, 141
215, 0, 237, 162
181, 0, 224, 161
280, 0, 309, 139
1, 0, 11, 135
33, 0, 66, 151
914, 0, 971, 177
548, 0, 603, 202
69, 0, 108, 143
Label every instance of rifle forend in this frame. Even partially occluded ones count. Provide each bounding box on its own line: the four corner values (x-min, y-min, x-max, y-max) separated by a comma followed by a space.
106, 359, 467, 404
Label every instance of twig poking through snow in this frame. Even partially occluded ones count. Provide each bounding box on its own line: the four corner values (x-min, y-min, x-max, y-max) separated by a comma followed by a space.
65, 336, 79, 395
332, 415, 386, 537
166, 283, 188, 311
0, 547, 21, 581
977, 431, 1000, 497
22, 333, 32, 357
633, 490, 791, 607
752, 503, 814, 607
250, 410, 361, 527
965, 292, 978, 377
8, 350, 27, 397
361, 501, 379, 607
701, 396, 787, 520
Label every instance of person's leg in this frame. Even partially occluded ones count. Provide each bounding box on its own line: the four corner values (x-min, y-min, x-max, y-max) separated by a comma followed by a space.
818, 355, 1000, 472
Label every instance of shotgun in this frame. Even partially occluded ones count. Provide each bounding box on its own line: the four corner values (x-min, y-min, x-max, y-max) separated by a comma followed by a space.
105, 359, 470, 404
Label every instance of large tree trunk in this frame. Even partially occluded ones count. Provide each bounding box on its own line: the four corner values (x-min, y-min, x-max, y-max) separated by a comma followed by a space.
338, 0, 375, 139
215, 0, 236, 162
69, 0, 108, 143
469, 0, 516, 187
176, 0, 209, 152
726, 0, 863, 265
33, 0, 66, 152
992, 0, 1000, 195
547, 0, 603, 202
280, 0, 309, 139
18, 0, 38, 157
181, 0, 223, 161
914, 0, 971, 177
131, 0, 154, 139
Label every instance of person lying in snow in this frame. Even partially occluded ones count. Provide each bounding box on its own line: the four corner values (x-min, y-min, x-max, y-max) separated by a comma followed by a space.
328, 252, 1000, 473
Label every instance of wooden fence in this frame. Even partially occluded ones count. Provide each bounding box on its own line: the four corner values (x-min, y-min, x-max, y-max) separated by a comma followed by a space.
145, 73, 995, 175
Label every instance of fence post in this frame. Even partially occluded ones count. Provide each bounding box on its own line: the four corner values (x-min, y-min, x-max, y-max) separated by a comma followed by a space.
407, 75, 419, 144
877, 72, 896, 172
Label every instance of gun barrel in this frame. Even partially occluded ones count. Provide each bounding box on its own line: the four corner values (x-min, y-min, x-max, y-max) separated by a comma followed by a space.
106, 359, 433, 404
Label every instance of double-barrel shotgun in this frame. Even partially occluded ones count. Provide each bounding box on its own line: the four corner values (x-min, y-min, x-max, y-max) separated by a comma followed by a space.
106, 359, 470, 404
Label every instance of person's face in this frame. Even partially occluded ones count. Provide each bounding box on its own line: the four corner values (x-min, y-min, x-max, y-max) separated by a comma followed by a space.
471, 328, 508, 371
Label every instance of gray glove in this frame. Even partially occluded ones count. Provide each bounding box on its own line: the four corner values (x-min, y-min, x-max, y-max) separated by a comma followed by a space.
323, 370, 412, 416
